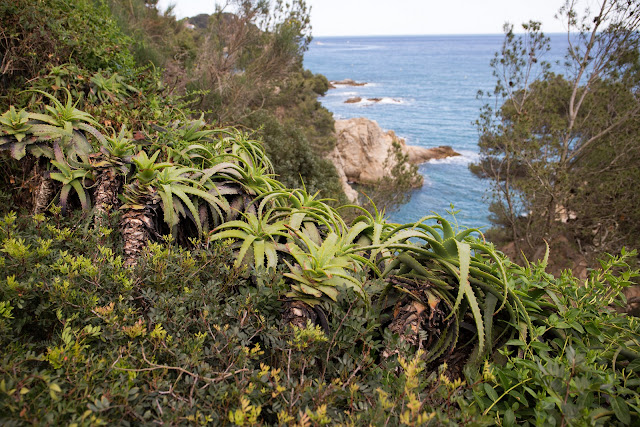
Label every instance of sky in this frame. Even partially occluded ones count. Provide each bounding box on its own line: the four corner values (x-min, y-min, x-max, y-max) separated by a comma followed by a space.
156, 0, 569, 36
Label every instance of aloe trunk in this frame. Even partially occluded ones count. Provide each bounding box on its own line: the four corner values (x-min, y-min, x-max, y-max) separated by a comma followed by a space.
282, 301, 319, 329
94, 168, 121, 227
121, 208, 153, 268
388, 299, 427, 348
120, 180, 158, 268
32, 162, 54, 214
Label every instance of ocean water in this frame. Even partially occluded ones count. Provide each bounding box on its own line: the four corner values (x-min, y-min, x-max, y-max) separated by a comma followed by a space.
304, 34, 566, 229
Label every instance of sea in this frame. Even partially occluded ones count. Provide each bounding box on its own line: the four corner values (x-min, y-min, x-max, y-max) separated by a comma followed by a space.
304, 34, 568, 229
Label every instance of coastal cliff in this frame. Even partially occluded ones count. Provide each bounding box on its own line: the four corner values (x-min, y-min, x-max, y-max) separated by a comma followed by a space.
327, 118, 460, 201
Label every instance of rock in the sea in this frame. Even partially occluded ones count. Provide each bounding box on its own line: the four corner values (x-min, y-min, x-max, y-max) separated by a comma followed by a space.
404, 144, 460, 164
330, 78, 367, 86
327, 118, 460, 202
344, 97, 362, 104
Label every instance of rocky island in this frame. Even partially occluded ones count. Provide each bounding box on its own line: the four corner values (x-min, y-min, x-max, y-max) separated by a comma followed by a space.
329, 78, 367, 88
327, 118, 460, 201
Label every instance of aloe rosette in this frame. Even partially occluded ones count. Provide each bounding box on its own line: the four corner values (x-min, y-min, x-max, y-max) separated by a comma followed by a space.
361, 215, 529, 364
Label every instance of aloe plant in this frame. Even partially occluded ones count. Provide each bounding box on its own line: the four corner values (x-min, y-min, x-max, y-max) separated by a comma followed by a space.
0, 106, 32, 142
283, 227, 375, 306
258, 188, 342, 244
154, 166, 230, 235
0, 89, 101, 161
120, 151, 172, 267
26, 89, 102, 149
230, 161, 284, 196
157, 117, 224, 168
0, 106, 38, 161
225, 131, 275, 173
49, 156, 95, 215
209, 208, 290, 269
371, 215, 527, 365
90, 126, 135, 225
89, 71, 139, 104
0, 92, 107, 214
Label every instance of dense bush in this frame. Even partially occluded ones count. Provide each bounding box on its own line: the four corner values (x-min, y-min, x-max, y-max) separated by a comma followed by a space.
0, 212, 484, 425
1, 211, 639, 425
0, 0, 134, 107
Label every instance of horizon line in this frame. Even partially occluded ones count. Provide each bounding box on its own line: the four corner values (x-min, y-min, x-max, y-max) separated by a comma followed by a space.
312, 32, 568, 38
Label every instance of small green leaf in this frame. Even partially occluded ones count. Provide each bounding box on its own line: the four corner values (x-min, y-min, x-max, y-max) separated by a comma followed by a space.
483, 383, 499, 402
504, 408, 516, 427
611, 396, 630, 424
529, 341, 551, 352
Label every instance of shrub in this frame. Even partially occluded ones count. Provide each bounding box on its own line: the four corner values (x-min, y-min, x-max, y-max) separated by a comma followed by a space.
0, 0, 134, 107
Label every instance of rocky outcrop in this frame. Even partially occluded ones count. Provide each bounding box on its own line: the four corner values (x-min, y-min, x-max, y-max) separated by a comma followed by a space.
330, 78, 367, 87
404, 144, 459, 164
344, 97, 403, 104
327, 118, 460, 202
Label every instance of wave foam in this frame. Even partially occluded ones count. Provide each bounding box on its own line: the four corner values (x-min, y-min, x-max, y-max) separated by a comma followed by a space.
349, 97, 406, 106
331, 82, 379, 89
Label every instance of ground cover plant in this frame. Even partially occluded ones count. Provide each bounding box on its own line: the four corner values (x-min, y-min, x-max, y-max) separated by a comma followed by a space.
1, 0, 639, 425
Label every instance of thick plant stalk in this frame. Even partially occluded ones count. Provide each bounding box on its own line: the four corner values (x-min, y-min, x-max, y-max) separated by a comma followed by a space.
33, 176, 54, 214
121, 209, 153, 268
381, 299, 427, 361
388, 300, 427, 347
94, 169, 121, 228
283, 301, 318, 329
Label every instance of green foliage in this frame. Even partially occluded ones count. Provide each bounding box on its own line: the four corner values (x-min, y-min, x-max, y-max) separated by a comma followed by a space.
0, 213, 483, 425
49, 157, 95, 214
472, 249, 640, 426
209, 208, 290, 270
0, 107, 31, 142
2, 212, 638, 424
0, 0, 134, 103
284, 228, 371, 305
242, 110, 346, 203
473, 2, 640, 258
368, 215, 525, 367
24, 64, 171, 130
1, 1, 640, 424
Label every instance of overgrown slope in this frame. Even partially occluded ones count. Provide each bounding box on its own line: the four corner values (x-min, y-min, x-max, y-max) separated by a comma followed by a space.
1, 1, 639, 425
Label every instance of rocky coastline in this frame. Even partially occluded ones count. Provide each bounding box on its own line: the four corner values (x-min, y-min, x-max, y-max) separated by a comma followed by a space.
327, 118, 460, 202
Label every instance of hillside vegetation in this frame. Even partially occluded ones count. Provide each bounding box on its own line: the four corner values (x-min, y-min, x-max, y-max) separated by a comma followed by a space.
472, 2, 640, 268
1, 0, 639, 425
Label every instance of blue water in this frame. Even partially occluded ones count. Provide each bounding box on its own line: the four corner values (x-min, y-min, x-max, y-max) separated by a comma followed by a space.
304, 34, 567, 229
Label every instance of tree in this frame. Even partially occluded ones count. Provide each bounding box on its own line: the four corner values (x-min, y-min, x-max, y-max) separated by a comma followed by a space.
472, 0, 640, 259
187, 0, 312, 124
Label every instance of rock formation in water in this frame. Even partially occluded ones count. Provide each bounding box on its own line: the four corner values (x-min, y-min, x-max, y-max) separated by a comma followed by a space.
330, 78, 367, 87
327, 118, 460, 202
344, 97, 402, 104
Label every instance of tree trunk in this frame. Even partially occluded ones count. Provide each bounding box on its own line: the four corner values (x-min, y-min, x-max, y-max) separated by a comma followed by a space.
282, 300, 318, 329
388, 299, 427, 348
94, 168, 121, 228
33, 176, 54, 214
121, 208, 153, 268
